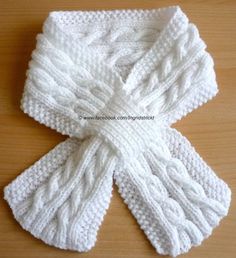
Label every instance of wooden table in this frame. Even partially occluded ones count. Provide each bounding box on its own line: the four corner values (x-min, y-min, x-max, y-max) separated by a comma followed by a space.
0, 1, 235, 258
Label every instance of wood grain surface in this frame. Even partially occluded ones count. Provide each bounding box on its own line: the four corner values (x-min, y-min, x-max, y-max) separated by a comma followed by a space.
0, 1, 235, 258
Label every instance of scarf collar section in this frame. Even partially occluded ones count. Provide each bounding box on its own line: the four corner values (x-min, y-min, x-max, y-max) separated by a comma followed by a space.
22, 6, 213, 138
43, 6, 189, 85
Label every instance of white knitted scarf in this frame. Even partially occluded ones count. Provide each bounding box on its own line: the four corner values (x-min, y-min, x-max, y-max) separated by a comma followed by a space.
4, 6, 231, 256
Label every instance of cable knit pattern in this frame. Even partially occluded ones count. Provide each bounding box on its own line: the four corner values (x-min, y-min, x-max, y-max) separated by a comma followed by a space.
4, 6, 231, 257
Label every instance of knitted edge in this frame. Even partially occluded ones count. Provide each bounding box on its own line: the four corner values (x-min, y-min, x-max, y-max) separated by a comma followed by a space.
20, 90, 82, 138
48, 6, 181, 26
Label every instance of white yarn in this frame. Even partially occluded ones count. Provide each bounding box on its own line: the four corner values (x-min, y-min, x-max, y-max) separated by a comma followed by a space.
4, 6, 231, 257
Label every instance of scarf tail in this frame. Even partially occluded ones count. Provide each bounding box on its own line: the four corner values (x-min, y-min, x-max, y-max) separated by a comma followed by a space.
115, 127, 231, 257
4, 137, 116, 252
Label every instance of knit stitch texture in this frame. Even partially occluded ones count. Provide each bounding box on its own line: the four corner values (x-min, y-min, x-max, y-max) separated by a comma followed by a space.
4, 6, 231, 256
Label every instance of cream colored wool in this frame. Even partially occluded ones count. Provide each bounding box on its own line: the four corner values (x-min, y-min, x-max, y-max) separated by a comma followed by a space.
4, 6, 231, 256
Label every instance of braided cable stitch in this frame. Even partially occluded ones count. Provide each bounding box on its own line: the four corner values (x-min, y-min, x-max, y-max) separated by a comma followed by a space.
4, 6, 231, 256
